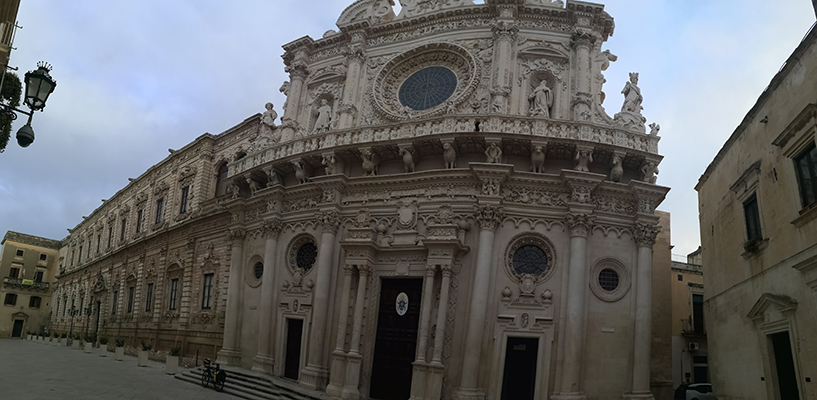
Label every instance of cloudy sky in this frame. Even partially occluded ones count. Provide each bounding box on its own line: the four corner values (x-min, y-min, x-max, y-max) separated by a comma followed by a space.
0, 0, 814, 260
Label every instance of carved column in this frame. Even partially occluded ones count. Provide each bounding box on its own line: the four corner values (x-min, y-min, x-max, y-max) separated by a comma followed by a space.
571, 29, 597, 121
217, 228, 246, 366
410, 265, 437, 400
342, 265, 370, 400
431, 264, 453, 364
252, 220, 283, 374
626, 221, 661, 400
490, 19, 518, 114
281, 59, 309, 142
339, 35, 365, 129
327, 264, 355, 396
301, 210, 340, 390
455, 204, 504, 400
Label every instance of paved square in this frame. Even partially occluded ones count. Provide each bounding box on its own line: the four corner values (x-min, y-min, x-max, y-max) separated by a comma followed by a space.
0, 339, 235, 400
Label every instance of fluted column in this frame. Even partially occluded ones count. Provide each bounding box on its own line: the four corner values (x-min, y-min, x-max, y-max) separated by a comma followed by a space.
455, 205, 504, 400
342, 265, 370, 399
327, 265, 355, 397
416, 265, 437, 363
301, 210, 340, 390
217, 228, 246, 366
252, 220, 283, 374
627, 221, 661, 399
553, 213, 594, 400
571, 29, 596, 121
281, 59, 309, 142
431, 264, 453, 364
489, 19, 518, 114
338, 37, 365, 129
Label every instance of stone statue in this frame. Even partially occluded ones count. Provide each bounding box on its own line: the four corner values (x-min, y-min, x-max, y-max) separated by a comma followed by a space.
313, 99, 333, 134
649, 122, 660, 136
292, 160, 309, 184
641, 162, 658, 184
610, 154, 623, 182
258, 103, 280, 146
400, 147, 415, 173
443, 143, 457, 169
529, 80, 553, 117
226, 182, 240, 200
485, 142, 503, 163
621, 72, 643, 113
322, 154, 335, 175
531, 145, 545, 173
246, 176, 262, 196
574, 149, 593, 172
361, 149, 380, 176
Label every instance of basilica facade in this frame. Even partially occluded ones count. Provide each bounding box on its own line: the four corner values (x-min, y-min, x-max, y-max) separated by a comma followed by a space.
51, 1, 671, 400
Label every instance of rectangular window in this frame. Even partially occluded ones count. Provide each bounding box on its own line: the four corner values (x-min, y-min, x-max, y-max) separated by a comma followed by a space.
201, 273, 213, 310
112, 290, 118, 315
155, 198, 164, 224
795, 143, 817, 208
743, 194, 762, 241
39, 253, 47, 261
145, 283, 154, 312
8, 267, 19, 278
29, 296, 41, 308
15, 249, 23, 257
34, 270, 44, 282
127, 287, 134, 313
120, 219, 127, 241
692, 294, 704, 334
4, 293, 17, 306
71, 250, 75, 266
136, 209, 143, 233
108, 226, 113, 249
169, 278, 178, 310
97, 235, 101, 254
78, 246, 83, 263
180, 186, 190, 214
87, 240, 91, 258
677, 274, 683, 281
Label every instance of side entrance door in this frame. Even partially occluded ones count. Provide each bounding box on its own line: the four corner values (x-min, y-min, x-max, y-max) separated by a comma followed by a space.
500, 337, 539, 400
369, 278, 423, 400
12, 319, 24, 338
284, 318, 303, 380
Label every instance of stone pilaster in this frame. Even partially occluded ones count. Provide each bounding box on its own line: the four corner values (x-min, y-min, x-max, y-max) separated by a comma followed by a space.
327, 264, 355, 397
571, 29, 597, 121
339, 33, 366, 129
342, 265, 370, 400
281, 58, 309, 142
216, 227, 246, 366
252, 219, 283, 374
489, 17, 518, 114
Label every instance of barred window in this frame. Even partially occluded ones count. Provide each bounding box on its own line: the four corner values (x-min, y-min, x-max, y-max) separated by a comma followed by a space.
202, 273, 214, 310
4, 293, 17, 306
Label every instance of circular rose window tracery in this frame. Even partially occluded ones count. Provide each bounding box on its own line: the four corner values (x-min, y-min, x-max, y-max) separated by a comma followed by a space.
399, 66, 458, 111
505, 233, 557, 285
287, 235, 318, 275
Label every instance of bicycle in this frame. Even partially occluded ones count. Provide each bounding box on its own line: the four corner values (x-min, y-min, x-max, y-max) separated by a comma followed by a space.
200, 358, 227, 391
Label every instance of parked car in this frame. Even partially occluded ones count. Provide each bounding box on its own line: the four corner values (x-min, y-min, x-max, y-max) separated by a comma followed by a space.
674, 383, 717, 400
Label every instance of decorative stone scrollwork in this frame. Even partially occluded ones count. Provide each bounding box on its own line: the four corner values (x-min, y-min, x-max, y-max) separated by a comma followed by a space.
564, 212, 594, 238
317, 210, 341, 234
353, 209, 371, 228
633, 221, 661, 247
262, 220, 283, 239
434, 204, 454, 225
473, 204, 504, 231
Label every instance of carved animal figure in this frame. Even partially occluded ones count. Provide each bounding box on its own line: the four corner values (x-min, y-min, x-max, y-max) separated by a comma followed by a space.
246, 176, 263, 196
530, 145, 545, 173
292, 161, 309, 184
574, 150, 593, 172
322, 154, 335, 175
361, 149, 380, 176
610, 155, 624, 182
400, 147, 415, 173
641, 162, 658, 184
226, 183, 240, 199
443, 143, 457, 169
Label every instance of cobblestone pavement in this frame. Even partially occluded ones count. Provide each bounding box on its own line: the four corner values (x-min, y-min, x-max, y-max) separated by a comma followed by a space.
0, 339, 235, 400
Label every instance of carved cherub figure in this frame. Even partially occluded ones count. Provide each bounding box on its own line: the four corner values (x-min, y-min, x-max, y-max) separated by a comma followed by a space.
610, 154, 624, 182
361, 149, 380, 176
531, 145, 545, 173
574, 149, 593, 172
443, 142, 457, 169
649, 122, 660, 136
485, 142, 503, 163
322, 154, 335, 175
641, 162, 658, 184
292, 160, 309, 184
400, 147, 415, 173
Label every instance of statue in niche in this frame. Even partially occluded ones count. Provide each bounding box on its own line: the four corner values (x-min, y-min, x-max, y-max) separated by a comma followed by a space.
485, 142, 503, 163
531, 145, 545, 173
257, 103, 280, 146
649, 122, 660, 136
443, 143, 457, 169
313, 99, 333, 134
574, 149, 593, 172
620, 72, 643, 113
322, 154, 335, 175
641, 162, 658, 184
610, 154, 624, 182
529, 79, 554, 118
400, 147, 415, 173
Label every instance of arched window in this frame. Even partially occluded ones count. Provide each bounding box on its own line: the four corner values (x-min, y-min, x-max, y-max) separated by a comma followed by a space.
215, 162, 229, 197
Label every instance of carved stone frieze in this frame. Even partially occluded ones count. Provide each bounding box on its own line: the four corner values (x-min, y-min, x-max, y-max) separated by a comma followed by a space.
593, 194, 637, 215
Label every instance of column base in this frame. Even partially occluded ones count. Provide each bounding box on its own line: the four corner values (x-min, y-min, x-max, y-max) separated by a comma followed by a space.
216, 349, 242, 366
326, 351, 348, 397
551, 393, 587, 400
426, 362, 445, 400
341, 352, 363, 400
621, 392, 655, 400
300, 364, 330, 391
409, 362, 429, 400
453, 387, 486, 400
251, 354, 275, 375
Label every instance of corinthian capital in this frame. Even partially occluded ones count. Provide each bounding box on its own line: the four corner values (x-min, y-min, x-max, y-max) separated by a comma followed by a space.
227, 228, 247, 245
473, 204, 505, 231
317, 210, 341, 234
571, 29, 597, 49
633, 221, 661, 247
565, 212, 595, 238
262, 220, 283, 239
491, 19, 519, 42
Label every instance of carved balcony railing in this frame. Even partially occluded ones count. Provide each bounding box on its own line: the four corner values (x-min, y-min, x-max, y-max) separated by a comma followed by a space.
3, 277, 49, 290
227, 114, 661, 179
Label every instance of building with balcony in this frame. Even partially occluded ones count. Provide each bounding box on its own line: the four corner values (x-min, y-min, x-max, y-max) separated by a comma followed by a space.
695, 23, 817, 400
0, 230, 61, 338
51, 1, 674, 400
670, 247, 709, 387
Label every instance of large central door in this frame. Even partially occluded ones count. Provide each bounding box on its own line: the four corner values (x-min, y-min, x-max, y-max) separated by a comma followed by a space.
369, 278, 423, 400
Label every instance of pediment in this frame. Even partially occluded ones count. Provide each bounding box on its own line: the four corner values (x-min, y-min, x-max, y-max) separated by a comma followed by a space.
747, 293, 798, 322
12, 311, 29, 319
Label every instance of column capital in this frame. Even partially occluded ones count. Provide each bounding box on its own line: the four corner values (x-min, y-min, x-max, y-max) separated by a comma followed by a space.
317, 210, 341, 234
571, 28, 597, 49
227, 228, 247, 245
425, 264, 437, 276
357, 264, 371, 277
285, 61, 309, 80
633, 221, 661, 247
440, 264, 454, 278
262, 220, 283, 239
473, 204, 504, 231
491, 19, 519, 42
565, 212, 595, 238
343, 264, 355, 275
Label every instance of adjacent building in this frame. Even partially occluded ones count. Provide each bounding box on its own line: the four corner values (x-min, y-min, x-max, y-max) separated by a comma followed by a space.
52, 1, 674, 400
695, 23, 817, 400
0, 231, 61, 338
670, 247, 709, 387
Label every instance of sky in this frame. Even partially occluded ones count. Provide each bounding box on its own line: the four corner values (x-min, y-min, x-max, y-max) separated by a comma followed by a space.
0, 0, 814, 261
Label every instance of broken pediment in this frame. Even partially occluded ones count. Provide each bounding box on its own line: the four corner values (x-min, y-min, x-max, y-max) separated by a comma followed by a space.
747, 293, 798, 323
337, 0, 396, 28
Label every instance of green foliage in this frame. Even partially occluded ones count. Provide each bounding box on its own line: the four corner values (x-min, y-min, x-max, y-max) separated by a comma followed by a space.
61, 333, 66, 338
99, 337, 108, 345
141, 340, 152, 351
0, 72, 22, 152
115, 338, 125, 347
170, 345, 181, 356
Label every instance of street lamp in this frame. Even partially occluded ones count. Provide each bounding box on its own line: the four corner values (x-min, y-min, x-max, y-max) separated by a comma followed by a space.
0, 61, 57, 148
68, 306, 79, 339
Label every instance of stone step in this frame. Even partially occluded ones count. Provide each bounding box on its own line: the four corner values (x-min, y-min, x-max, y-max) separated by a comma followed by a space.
176, 368, 271, 400
175, 366, 318, 400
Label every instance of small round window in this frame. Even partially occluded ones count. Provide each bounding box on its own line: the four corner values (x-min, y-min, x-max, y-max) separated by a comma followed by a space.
598, 268, 619, 291
512, 245, 549, 276
254, 262, 263, 279
296, 243, 318, 271
398, 66, 457, 111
